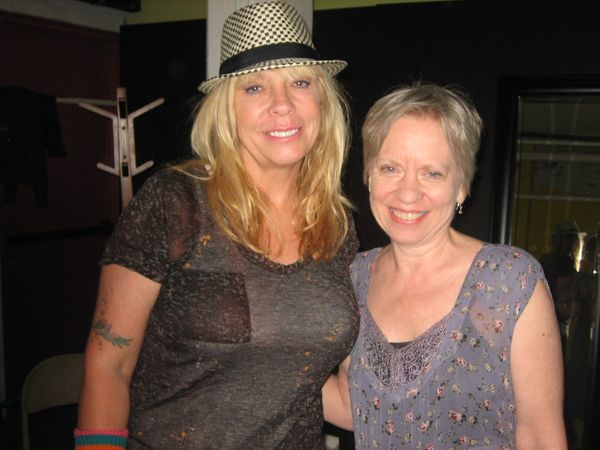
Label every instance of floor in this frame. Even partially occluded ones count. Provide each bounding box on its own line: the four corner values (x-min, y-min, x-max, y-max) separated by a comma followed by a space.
0, 402, 77, 450
323, 421, 355, 450
1, 402, 354, 450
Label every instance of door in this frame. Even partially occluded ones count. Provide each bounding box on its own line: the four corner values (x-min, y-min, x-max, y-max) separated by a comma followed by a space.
493, 76, 600, 450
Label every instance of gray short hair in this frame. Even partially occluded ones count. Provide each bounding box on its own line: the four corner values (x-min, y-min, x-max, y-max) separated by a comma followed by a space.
362, 83, 483, 195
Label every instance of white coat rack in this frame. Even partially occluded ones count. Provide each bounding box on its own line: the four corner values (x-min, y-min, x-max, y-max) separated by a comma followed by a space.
79, 87, 164, 209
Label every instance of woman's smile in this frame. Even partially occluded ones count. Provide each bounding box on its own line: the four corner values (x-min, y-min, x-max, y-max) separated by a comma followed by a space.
389, 208, 427, 222
265, 127, 300, 138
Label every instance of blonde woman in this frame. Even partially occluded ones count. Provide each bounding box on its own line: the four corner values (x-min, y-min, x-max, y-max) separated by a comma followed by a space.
76, 2, 358, 448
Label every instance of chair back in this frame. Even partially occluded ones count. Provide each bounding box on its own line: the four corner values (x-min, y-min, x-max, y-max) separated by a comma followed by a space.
21, 353, 84, 450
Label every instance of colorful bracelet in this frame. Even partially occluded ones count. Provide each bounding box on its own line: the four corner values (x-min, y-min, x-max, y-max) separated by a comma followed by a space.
74, 428, 128, 449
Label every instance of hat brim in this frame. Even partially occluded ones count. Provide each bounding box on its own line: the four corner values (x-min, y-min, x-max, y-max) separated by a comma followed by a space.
198, 58, 347, 93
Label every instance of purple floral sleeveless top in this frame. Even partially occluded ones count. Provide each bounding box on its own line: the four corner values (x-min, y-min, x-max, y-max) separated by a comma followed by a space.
348, 244, 548, 450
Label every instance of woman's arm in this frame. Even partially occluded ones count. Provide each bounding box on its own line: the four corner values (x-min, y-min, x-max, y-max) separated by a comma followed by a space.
78, 264, 161, 429
322, 356, 353, 431
511, 279, 568, 450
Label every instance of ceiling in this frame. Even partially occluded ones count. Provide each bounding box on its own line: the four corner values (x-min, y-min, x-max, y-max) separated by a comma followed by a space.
75, 0, 140, 12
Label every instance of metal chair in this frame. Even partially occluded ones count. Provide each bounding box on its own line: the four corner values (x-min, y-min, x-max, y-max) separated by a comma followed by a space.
21, 353, 84, 450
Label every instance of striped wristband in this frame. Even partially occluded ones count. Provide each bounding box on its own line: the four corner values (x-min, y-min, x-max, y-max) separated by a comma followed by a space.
74, 428, 128, 449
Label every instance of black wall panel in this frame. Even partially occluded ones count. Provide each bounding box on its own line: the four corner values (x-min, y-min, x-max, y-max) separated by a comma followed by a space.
312, 0, 600, 250
120, 19, 206, 189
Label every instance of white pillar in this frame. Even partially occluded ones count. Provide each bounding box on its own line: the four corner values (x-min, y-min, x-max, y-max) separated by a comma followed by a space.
206, 0, 313, 80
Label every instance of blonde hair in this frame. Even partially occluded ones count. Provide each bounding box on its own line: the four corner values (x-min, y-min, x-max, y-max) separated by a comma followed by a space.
186, 65, 351, 261
362, 83, 482, 195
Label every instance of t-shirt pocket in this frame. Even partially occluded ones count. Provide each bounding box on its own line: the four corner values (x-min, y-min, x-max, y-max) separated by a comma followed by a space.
156, 270, 251, 344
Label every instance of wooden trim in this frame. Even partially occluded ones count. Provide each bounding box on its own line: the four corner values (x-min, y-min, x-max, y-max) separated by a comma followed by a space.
0, 10, 120, 41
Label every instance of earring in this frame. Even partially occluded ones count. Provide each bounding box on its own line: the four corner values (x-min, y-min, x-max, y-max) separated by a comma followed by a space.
367, 178, 372, 193
456, 202, 463, 215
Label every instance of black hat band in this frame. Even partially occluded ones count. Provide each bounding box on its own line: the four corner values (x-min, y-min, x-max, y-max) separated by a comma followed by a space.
219, 42, 320, 76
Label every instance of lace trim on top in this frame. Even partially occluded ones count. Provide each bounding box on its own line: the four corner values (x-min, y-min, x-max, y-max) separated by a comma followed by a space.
363, 310, 448, 389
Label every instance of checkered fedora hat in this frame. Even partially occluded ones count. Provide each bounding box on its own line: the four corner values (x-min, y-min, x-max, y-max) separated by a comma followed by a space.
199, 1, 347, 93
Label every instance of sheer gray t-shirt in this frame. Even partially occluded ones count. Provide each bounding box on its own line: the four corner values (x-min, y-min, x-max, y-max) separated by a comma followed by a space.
101, 168, 359, 449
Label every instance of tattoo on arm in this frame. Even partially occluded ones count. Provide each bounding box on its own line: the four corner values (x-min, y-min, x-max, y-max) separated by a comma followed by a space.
92, 319, 132, 348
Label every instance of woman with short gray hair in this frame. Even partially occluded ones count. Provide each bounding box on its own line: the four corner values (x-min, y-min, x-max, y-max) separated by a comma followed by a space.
324, 83, 567, 450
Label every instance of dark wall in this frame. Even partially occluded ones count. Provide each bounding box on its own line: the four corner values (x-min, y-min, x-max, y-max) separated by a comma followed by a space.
313, 0, 600, 250
120, 19, 206, 188
0, 12, 120, 401
119, 2, 600, 252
